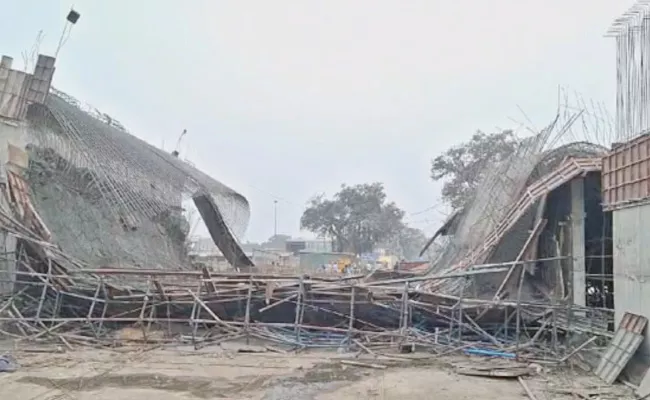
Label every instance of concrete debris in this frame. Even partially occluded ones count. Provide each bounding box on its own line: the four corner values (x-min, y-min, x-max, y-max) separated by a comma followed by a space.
1, 12, 648, 397
193, 193, 254, 269
0, 355, 18, 373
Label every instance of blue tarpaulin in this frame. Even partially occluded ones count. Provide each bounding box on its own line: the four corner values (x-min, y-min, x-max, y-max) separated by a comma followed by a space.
0, 355, 18, 373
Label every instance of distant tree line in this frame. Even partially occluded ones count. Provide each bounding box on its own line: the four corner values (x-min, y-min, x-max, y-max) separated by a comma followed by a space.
298, 130, 518, 257
430, 130, 519, 210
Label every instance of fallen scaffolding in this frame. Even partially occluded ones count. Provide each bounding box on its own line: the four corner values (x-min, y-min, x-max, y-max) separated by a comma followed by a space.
0, 255, 612, 360
434, 157, 602, 277
0, 152, 615, 368
0, 213, 612, 366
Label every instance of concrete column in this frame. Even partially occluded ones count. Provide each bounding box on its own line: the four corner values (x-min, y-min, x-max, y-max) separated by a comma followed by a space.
0, 128, 21, 296
0, 55, 13, 69
0, 163, 15, 296
0, 232, 16, 296
570, 178, 586, 306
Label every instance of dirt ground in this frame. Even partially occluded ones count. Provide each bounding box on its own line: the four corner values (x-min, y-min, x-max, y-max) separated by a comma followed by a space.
0, 340, 634, 400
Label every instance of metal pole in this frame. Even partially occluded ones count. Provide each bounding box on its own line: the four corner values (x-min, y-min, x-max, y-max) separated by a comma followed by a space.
273, 200, 278, 237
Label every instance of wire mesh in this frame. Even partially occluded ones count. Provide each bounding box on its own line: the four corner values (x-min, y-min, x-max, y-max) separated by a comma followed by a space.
607, 1, 650, 141
20, 89, 250, 271
427, 94, 614, 295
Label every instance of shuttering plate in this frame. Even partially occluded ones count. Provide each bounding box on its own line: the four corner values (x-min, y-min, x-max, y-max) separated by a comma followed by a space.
602, 133, 650, 210
636, 367, 650, 398
595, 312, 648, 385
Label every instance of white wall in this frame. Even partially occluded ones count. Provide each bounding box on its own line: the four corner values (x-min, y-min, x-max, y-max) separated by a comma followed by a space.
571, 178, 586, 306
613, 203, 650, 360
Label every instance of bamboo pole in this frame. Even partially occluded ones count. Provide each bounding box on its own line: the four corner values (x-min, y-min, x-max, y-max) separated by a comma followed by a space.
297, 277, 306, 345
35, 259, 52, 321
348, 286, 356, 347
138, 278, 152, 341
515, 260, 527, 353
86, 277, 102, 337
187, 290, 240, 334
244, 277, 253, 344
189, 282, 202, 347
457, 279, 465, 342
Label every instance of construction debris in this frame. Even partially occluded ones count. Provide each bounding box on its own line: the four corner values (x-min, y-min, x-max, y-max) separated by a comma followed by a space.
595, 313, 648, 385
518, 377, 538, 400
0, 31, 642, 400
0, 151, 621, 395
0, 209, 616, 366
0, 354, 18, 372
0, 132, 635, 400
550, 386, 622, 399
340, 359, 387, 369
453, 360, 530, 378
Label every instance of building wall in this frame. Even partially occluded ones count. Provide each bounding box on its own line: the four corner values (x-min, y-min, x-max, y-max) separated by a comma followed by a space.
0, 120, 26, 166
286, 239, 332, 254
602, 133, 650, 211
0, 55, 55, 120
613, 202, 650, 360
0, 51, 55, 294
304, 240, 331, 253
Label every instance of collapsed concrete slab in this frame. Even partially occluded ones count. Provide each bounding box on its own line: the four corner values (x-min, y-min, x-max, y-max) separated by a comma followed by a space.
193, 193, 254, 270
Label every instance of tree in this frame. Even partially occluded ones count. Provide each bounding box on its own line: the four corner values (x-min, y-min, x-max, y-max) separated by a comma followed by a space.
431, 130, 519, 210
396, 226, 428, 259
262, 234, 291, 249
300, 183, 405, 254
381, 224, 429, 260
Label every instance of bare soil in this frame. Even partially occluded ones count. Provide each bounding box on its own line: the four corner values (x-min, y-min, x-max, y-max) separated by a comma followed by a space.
0, 340, 633, 400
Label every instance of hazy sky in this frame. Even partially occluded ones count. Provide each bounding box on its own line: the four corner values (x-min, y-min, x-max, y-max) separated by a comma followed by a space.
1, 0, 634, 242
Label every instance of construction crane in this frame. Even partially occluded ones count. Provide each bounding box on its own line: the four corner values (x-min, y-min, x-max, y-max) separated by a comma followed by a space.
171, 129, 187, 158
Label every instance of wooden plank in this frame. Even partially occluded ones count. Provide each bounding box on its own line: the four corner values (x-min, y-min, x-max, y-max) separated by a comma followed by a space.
7, 143, 28, 169
201, 266, 218, 293
636, 367, 650, 398
455, 366, 529, 378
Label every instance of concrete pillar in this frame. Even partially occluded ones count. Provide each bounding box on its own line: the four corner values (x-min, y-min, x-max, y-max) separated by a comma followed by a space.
0, 126, 22, 296
570, 178, 586, 306
0, 232, 16, 296
0, 56, 12, 69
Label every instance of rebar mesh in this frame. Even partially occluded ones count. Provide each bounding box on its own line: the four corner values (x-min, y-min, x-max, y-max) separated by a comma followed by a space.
19, 89, 250, 270
427, 94, 614, 295
607, 1, 650, 141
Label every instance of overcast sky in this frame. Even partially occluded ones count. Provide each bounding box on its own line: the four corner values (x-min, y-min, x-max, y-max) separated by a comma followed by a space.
1, 0, 634, 242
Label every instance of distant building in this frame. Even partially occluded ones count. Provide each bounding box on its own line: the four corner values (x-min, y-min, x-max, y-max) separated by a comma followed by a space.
188, 237, 220, 256
188, 238, 295, 268
298, 251, 354, 273
286, 238, 332, 254
187, 237, 227, 269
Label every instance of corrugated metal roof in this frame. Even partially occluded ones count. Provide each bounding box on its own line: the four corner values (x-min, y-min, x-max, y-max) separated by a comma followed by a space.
595, 312, 647, 384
